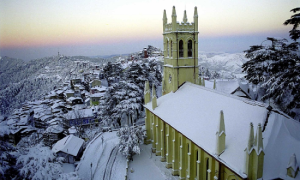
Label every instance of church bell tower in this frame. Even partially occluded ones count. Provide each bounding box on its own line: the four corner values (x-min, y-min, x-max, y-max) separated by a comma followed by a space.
162, 6, 199, 95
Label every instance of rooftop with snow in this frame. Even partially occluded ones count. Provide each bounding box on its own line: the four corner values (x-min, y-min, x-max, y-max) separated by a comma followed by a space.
145, 82, 300, 179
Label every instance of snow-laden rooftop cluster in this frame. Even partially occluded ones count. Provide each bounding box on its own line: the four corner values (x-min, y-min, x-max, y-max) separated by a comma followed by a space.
64, 109, 94, 120
90, 86, 107, 92
52, 135, 84, 156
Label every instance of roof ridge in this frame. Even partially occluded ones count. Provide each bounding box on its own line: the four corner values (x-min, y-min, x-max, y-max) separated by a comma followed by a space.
183, 82, 266, 107
182, 82, 295, 120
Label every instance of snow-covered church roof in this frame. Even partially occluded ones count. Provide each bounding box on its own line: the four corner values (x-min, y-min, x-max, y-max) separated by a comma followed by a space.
144, 82, 300, 179
52, 135, 84, 157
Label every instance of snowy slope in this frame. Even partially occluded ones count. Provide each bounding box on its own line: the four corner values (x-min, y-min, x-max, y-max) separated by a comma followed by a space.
198, 52, 248, 74
0, 55, 100, 116
77, 131, 126, 180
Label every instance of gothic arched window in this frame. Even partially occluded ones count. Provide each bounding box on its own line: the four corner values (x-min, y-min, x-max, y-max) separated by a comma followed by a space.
188, 40, 193, 57
206, 158, 209, 180
170, 41, 172, 58
167, 40, 169, 57
196, 150, 199, 177
179, 40, 184, 57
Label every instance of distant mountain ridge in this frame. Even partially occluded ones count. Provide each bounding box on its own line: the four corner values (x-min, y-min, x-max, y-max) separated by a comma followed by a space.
198, 52, 248, 74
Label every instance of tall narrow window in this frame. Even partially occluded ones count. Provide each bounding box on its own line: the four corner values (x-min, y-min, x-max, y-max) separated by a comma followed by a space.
196, 150, 198, 177
170, 41, 173, 57
167, 40, 169, 57
179, 40, 184, 57
188, 40, 193, 57
206, 158, 209, 180
180, 137, 181, 146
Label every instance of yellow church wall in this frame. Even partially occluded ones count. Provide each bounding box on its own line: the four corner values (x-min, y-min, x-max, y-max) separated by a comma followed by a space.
164, 36, 198, 67
172, 126, 180, 175
179, 133, 187, 179
162, 66, 175, 94
220, 165, 243, 180
162, 66, 198, 95
178, 68, 197, 88
144, 109, 152, 144
145, 111, 246, 180
151, 113, 156, 153
162, 7, 199, 95
155, 116, 162, 156
160, 120, 166, 161
165, 123, 173, 168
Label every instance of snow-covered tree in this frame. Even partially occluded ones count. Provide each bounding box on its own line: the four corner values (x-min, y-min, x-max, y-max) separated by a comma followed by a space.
17, 143, 63, 180
0, 140, 18, 180
99, 81, 143, 127
243, 38, 298, 84
243, 37, 300, 118
103, 62, 123, 86
147, 59, 163, 87
125, 62, 148, 89
284, 7, 300, 41
242, 8, 300, 120
99, 59, 162, 127
117, 125, 145, 159
126, 60, 162, 89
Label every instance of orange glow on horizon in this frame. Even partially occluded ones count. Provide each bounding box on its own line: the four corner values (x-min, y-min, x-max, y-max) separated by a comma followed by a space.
0, 0, 296, 50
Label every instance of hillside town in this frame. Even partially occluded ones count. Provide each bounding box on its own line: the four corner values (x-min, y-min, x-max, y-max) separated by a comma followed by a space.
1, 4, 300, 180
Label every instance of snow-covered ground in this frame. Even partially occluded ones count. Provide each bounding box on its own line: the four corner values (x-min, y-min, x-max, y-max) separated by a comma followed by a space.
128, 144, 178, 180
76, 129, 179, 180
76, 131, 126, 180
63, 163, 75, 173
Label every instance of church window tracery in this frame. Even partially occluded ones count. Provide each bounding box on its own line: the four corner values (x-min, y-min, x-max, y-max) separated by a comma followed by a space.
179, 40, 184, 57
170, 41, 173, 57
167, 40, 169, 57
188, 40, 193, 57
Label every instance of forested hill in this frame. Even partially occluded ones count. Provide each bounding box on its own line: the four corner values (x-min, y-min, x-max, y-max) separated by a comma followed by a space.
0, 57, 27, 90
0, 55, 99, 116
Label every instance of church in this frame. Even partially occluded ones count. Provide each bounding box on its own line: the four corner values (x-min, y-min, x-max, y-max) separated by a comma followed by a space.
143, 6, 300, 180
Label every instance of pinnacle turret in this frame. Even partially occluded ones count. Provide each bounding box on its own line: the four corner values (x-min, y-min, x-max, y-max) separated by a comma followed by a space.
152, 84, 157, 110
194, 6, 198, 17
255, 123, 264, 154
171, 6, 177, 31
183, 10, 188, 23
216, 110, 226, 155
144, 81, 150, 104
163, 9, 168, 32
193, 6, 198, 31
247, 122, 254, 153
172, 6, 177, 17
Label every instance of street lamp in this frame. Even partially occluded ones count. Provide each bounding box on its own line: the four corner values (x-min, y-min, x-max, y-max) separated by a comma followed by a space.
90, 163, 93, 180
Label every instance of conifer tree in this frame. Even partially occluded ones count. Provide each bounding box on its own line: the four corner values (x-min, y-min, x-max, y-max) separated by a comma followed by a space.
242, 7, 300, 120
284, 7, 300, 41
99, 81, 143, 127
103, 62, 123, 86
117, 125, 145, 160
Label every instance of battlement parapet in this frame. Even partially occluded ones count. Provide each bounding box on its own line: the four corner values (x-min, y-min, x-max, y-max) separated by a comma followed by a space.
164, 22, 195, 32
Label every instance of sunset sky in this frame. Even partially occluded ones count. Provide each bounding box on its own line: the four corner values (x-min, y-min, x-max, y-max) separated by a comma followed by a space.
0, 0, 297, 60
